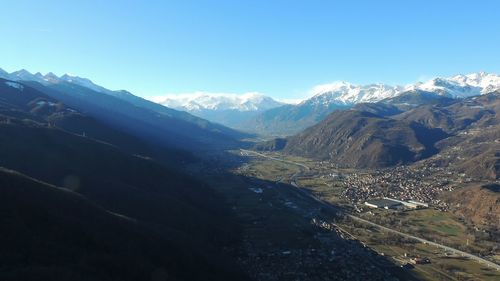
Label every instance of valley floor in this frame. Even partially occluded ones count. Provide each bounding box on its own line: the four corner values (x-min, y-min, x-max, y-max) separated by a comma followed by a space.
196, 149, 500, 281
188, 151, 415, 280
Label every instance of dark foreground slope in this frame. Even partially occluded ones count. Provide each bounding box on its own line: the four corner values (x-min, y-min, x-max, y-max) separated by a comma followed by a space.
0, 122, 238, 241
0, 79, 248, 280
0, 168, 247, 281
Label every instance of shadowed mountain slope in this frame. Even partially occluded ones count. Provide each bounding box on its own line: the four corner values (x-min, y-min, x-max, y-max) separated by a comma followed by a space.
0, 168, 248, 281
21, 80, 248, 151
0, 78, 248, 280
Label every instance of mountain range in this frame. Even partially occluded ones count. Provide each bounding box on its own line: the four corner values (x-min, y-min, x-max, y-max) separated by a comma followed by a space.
157, 92, 284, 128
257, 90, 500, 180
2, 66, 499, 280
246, 72, 500, 136
6, 69, 499, 139
0, 68, 250, 151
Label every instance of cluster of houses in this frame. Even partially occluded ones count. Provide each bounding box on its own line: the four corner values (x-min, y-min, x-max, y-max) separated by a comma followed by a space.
339, 165, 455, 208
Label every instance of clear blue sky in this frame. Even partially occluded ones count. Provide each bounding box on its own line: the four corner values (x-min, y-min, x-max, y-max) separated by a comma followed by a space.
1, 0, 499, 100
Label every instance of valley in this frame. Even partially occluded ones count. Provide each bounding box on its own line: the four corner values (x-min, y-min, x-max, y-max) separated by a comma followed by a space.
1, 70, 499, 281
189, 151, 414, 281
2, 2, 500, 280
222, 149, 500, 280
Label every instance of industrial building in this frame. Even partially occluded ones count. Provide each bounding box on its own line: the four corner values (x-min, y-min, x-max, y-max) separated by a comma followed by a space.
364, 197, 429, 210
364, 199, 402, 209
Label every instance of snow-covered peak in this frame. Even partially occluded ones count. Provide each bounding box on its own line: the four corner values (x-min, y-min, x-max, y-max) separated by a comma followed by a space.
308, 72, 500, 105
158, 92, 284, 112
11, 69, 37, 80
43, 72, 60, 83
6, 69, 62, 85
59, 73, 109, 93
306, 82, 403, 105
406, 72, 500, 98
1, 69, 118, 95
8, 69, 48, 84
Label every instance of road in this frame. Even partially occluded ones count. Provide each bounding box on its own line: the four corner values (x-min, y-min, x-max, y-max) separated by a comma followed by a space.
240, 149, 310, 170
347, 215, 500, 271
241, 149, 500, 271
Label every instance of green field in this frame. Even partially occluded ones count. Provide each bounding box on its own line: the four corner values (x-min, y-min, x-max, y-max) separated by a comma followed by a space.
339, 220, 500, 281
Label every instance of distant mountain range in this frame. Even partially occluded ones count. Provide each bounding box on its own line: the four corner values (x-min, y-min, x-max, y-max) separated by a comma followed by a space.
246, 72, 500, 136
8, 69, 498, 139
157, 92, 284, 128
0, 68, 250, 150
304, 72, 500, 105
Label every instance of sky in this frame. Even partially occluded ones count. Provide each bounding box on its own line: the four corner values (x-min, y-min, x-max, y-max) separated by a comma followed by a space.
1, 0, 499, 101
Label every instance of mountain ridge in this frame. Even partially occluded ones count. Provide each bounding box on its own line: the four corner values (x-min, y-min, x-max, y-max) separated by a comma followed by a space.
246, 72, 500, 136
263, 91, 500, 179
158, 92, 283, 112
0, 69, 251, 150
157, 92, 284, 128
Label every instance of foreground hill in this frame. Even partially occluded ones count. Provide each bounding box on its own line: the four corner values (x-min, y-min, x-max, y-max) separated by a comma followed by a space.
0, 168, 247, 281
0, 79, 248, 280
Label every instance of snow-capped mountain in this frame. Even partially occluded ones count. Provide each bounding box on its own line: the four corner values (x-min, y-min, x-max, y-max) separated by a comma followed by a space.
159, 92, 284, 112
307, 72, 500, 106
247, 72, 500, 136
8, 70, 47, 84
156, 92, 285, 128
3, 68, 499, 134
306, 82, 404, 106
59, 74, 111, 93
0, 68, 248, 146
0, 68, 109, 92
0, 68, 140, 101
407, 72, 500, 98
